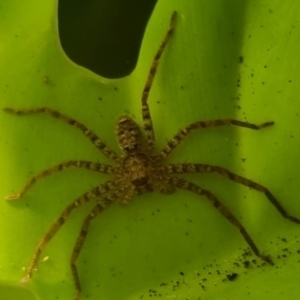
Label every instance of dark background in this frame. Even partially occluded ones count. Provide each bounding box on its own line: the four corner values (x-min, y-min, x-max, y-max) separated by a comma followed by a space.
58, 0, 158, 78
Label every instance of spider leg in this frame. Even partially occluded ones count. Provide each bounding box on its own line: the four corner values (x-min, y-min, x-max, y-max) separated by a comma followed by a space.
71, 203, 108, 300
121, 186, 134, 204
20, 181, 116, 283
167, 163, 300, 224
70, 189, 123, 300
141, 12, 176, 150
160, 119, 274, 158
6, 160, 115, 200
3, 107, 119, 162
167, 176, 273, 264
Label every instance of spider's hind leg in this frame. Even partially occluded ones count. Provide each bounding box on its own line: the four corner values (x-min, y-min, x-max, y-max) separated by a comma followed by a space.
141, 12, 177, 150
160, 119, 274, 158
4, 107, 119, 161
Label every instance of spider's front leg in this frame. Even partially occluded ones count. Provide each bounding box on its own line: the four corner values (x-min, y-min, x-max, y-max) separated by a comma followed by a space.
70, 187, 124, 300
71, 203, 108, 300
167, 176, 274, 265
19, 182, 115, 284
167, 163, 300, 224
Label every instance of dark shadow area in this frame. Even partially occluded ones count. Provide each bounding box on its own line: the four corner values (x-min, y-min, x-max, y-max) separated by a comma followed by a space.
58, 0, 157, 78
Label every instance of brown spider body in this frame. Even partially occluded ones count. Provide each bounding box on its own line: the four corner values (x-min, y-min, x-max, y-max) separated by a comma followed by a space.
117, 152, 165, 198
4, 11, 300, 300
116, 116, 143, 152
116, 115, 167, 198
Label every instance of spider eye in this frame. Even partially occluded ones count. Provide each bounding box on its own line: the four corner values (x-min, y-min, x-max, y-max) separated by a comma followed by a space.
132, 175, 148, 186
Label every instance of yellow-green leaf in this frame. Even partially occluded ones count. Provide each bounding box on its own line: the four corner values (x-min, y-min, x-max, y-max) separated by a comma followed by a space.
1, 1, 300, 300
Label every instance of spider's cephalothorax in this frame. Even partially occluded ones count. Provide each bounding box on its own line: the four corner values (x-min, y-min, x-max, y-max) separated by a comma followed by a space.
117, 151, 164, 199
4, 11, 300, 300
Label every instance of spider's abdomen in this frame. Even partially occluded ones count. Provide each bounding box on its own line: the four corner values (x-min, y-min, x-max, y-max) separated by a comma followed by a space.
116, 116, 142, 153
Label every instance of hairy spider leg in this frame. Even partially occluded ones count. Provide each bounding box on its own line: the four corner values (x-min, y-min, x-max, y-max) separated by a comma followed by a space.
3, 107, 119, 162
121, 185, 135, 204
160, 119, 274, 158
20, 181, 116, 283
167, 163, 300, 224
141, 11, 176, 150
5, 161, 115, 200
70, 200, 112, 300
167, 176, 273, 264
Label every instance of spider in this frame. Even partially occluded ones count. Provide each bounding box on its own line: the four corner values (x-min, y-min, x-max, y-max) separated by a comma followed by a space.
4, 11, 300, 300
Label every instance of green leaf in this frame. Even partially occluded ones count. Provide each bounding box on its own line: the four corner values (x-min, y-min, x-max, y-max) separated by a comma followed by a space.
1, 1, 300, 300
